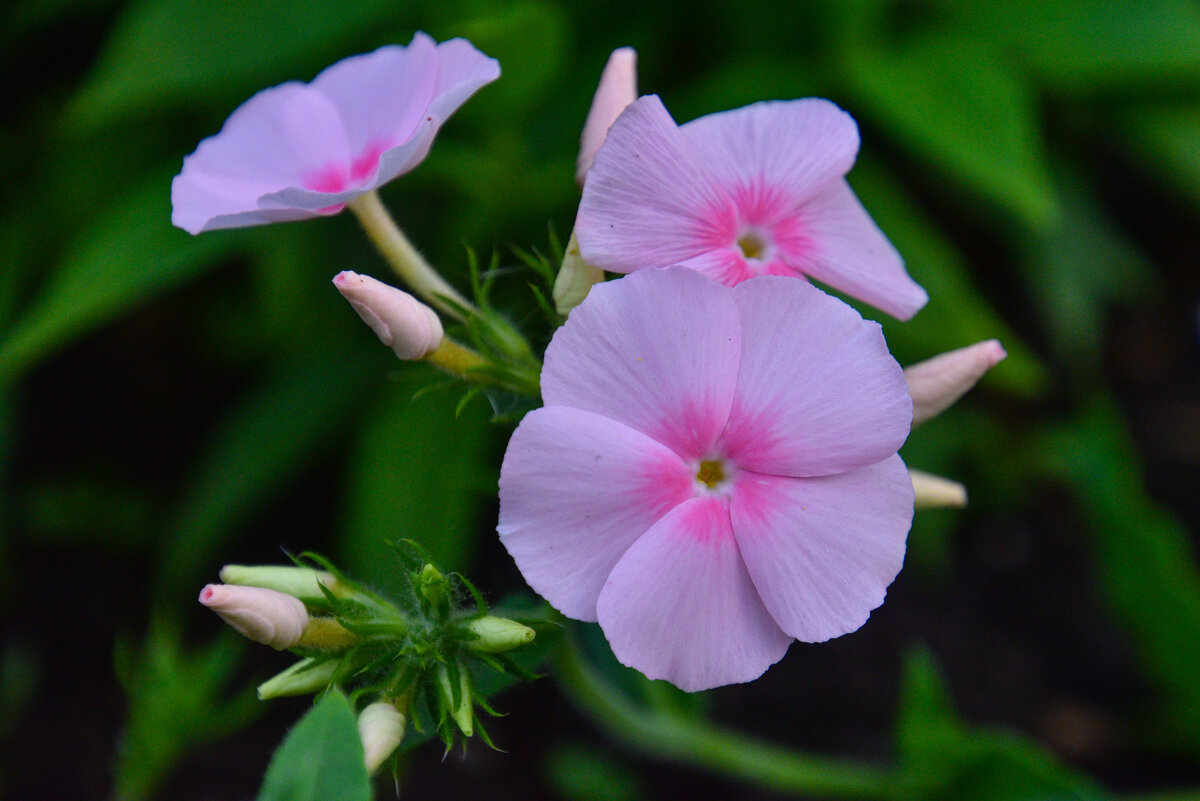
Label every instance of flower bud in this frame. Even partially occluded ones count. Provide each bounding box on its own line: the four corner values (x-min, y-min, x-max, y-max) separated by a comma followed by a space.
332, 271, 443, 360
911, 469, 968, 509
463, 616, 535, 653
436, 662, 474, 737
257, 657, 338, 699
905, 339, 1007, 426
358, 701, 406, 774
199, 584, 308, 650
553, 230, 605, 316
576, 47, 638, 185
418, 563, 449, 607
219, 564, 345, 600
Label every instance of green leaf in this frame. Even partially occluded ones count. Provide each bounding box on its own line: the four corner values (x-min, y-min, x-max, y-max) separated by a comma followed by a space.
1115, 102, 1200, 216
63, 0, 403, 130
0, 169, 243, 385
842, 31, 1057, 230
338, 378, 498, 592
849, 156, 1050, 399
154, 344, 376, 602
940, 0, 1200, 94
1038, 398, 1200, 754
114, 618, 261, 801
895, 648, 1109, 801
256, 690, 370, 801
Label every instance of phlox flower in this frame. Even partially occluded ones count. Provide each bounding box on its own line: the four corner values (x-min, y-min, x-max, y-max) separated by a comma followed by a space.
172, 33, 499, 234
575, 96, 928, 320
498, 267, 914, 691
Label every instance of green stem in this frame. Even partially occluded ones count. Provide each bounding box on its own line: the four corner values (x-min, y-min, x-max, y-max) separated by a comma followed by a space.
348, 190, 474, 321
553, 633, 897, 800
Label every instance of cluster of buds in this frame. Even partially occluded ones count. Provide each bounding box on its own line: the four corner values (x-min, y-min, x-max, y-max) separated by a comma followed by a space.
199, 554, 537, 772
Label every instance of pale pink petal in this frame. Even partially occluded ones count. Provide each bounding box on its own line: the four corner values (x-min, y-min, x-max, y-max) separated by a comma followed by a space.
730, 455, 913, 643
785, 179, 928, 320
905, 339, 1007, 425
498, 406, 693, 621
332, 271, 443, 360
542, 266, 741, 458
576, 47, 638, 185
198, 584, 309, 650
596, 496, 792, 692
680, 99, 860, 206
576, 96, 726, 271
721, 276, 911, 476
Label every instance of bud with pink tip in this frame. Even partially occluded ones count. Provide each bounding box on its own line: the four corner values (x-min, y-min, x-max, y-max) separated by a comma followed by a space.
576, 47, 637, 185
905, 339, 1007, 426
358, 701, 406, 774
198, 584, 308, 650
332, 271, 443, 360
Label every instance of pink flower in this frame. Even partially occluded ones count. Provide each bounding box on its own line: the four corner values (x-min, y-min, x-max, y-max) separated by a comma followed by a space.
904, 339, 1007, 425
574, 96, 928, 320
498, 267, 914, 691
332, 270, 443, 359
172, 33, 499, 234
199, 584, 309, 650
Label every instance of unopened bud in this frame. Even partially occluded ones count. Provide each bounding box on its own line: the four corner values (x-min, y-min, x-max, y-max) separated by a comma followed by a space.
257, 657, 338, 699
333, 271, 443, 360
553, 230, 605, 316
905, 339, 1007, 426
358, 701, 406, 774
911, 469, 968, 509
577, 47, 638, 185
436, 662, 474, 737
419, 564, 448, 607
199, 584, 308, 650
219, 564, 346, 600
463, 616, 535, 653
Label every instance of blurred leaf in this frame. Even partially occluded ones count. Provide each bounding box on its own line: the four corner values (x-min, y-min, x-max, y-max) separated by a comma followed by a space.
23, 475, 158, 549
850, 156, 1050, 398
338, 378, 497, 592
453, 0, 569, 117
1116, 102, 1200, 216
0, 639, 38, 742
154, 344, 376, 602
1019, 165, 1158, 369
113, 618, 260, 801
1039, 398, 1200, 753
0, 169, 244, 386
941, 0, 1200, 94
256, 690, 369, 801
63, 0, 406, 130
546, 741, 646, 801
842, 30, 1058, 230
896, 648, 1108, 801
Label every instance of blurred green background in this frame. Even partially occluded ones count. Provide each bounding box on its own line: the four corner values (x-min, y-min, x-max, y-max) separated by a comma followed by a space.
4, 0, 1200, 799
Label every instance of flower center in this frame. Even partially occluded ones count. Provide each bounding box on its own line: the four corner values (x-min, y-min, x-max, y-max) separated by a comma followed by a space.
736, 229, 769, 261
695, 459, 726, 489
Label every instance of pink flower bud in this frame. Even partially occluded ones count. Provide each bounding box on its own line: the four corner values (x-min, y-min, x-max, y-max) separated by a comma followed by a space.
198, 584, 308, 650
358, 701, 406, 774
576, 47, 638, 186
332, 271, 443, 360
905, 339, 1007, 426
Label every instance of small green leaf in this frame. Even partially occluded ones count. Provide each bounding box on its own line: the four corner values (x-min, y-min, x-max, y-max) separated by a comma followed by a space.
843, 31, 1057, 230
256, 691, 370, 801
1116, 102, 1200, 216
0, 169, 243, 385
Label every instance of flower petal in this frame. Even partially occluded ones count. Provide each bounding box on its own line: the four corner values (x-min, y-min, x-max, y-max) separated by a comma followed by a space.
597, 496, 792, 692
542, 266, 741, 458
722, 276, 911, 476
680, 99, 860, 206
576, 96, 726, 271
498, 406, 693, 621
730, 455, 913, 642
786, 179, 928, 320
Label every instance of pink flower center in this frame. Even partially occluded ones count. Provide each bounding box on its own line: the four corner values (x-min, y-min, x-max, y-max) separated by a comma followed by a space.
736, 228, 770, 262
695, 459, 725, 488
692, 455, 736, 495
302, 141, 390, 193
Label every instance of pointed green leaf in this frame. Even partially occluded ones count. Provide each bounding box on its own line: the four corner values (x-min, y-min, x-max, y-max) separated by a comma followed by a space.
843, 32, 1057, 230
256, 691, 370, 801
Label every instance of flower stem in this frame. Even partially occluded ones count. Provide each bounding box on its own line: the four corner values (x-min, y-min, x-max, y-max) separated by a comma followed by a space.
348, 190, 474, 321
552, 632, 897, 800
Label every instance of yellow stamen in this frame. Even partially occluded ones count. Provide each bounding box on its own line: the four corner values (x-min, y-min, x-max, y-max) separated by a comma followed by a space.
696, 460, 725, 489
